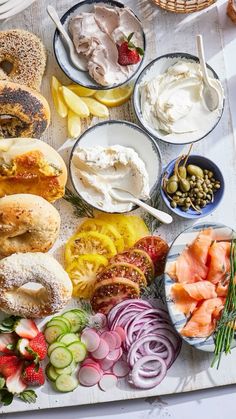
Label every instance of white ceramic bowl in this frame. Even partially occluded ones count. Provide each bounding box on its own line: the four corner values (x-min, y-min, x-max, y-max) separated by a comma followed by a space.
53, 0, 146, 90
133, 53, 224, 145
69, 120, 162, 213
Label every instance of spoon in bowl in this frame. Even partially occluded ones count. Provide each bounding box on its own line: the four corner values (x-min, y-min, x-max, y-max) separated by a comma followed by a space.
47, 5, 87, 72
110, 187, 173, 225
196, 34, 219, 112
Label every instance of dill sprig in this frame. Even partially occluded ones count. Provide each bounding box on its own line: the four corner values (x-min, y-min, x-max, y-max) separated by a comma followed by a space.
212, 238, 236, 368
63, 188, 94, 218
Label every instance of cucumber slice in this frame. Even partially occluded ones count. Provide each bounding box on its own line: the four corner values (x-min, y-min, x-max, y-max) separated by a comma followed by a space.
67, 341, 87, 362
62, 311, 87, 332
46, 320, 68, 333
55, 361, 76, 375
50, 347, 73, 369
46, 364, 59, 382
48, 342, 66, 357
58, 333, 79, 346
55, 374, 78, 392
44, 325, 65, 344
48, 316, 72, 330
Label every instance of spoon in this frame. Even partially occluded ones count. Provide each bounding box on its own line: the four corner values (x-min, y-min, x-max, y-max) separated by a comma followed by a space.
110, 187, 173, 225
47, 5, 87, 72
196, 34, 219, 112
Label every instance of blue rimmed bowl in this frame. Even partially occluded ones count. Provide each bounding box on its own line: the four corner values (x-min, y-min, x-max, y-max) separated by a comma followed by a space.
133, 53, 224, 145
160, 155, 225, 220
69, 120, 162, 213
164, 222, 235, 352
53, 0, 146, 90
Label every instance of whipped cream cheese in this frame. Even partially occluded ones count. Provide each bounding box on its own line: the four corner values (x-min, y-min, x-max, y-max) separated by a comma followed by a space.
140, 60, 224, 142
69, 5, 143, 86
71, 145, 150, 212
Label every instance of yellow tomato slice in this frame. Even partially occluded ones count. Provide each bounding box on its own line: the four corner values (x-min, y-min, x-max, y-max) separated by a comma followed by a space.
67, 254, 108, 299
95, 213, 136, 249
65, 231, 117, 265
125, 215, 150, 241
78, 219, 124, 253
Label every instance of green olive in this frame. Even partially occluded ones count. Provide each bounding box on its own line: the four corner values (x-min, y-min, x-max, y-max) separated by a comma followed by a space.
178, 165, 187, 179
179, 178, 190, 192
166, 180, 178, 194
187, 164, 204, 178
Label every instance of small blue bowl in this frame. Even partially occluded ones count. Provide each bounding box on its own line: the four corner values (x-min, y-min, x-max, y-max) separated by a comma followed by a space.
160, 155, 224, 219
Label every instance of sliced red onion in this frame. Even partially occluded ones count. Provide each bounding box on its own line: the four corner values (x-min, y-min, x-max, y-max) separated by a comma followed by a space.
108, 300, 152, 326
129, 355, 167, 389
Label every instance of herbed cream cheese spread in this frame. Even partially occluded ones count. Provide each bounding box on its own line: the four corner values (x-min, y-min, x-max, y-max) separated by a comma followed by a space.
140, 60, 224, 142
69, 5, 143, 86
71, 145, 150, 212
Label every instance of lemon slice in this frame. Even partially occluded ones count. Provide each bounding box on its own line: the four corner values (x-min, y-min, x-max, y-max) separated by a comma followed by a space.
80, 97, 109, 118
68, 84, 96, 97
68, 110, 81, 139
94, 85, 133, 108
51, 76, 68, 118
61, 86, 89, 117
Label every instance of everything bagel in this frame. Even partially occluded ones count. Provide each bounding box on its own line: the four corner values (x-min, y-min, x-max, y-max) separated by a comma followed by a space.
0, 253, 73, 318
0, 194, 61, 257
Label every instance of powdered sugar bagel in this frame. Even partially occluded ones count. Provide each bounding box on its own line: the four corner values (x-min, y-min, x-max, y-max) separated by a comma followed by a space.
0, 253, 73, 318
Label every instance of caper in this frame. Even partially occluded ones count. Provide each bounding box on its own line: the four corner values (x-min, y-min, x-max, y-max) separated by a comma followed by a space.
208, 171, 213, 179
214, 183, 221, 189
204, 169, 209, 175
182, 205, 190, 212
171, 200, 177, 208
211, 178, 216, 183
176, 191, 183, 196
178, 165, 187, 179
166, 180, 178, 194
179, 178, 191, 192
185, 197, 191, 203
196, 181, 202, 188
205, 179, 211, 185
206, 194, 212, 200
187, 164, 204, 178
196, 199, 201, 205
173, 195, 180, 201
178, 198, 185, 206
191, 175, 196, 181
194, 187, 199, 193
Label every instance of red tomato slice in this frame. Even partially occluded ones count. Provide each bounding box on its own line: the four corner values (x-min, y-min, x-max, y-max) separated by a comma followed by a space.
134, 236, 169, 276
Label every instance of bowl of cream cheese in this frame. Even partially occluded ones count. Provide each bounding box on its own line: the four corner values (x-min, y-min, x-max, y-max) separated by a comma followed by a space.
69, 120, 162, 213
53, 0, 146, 90
133, 53, 225, 145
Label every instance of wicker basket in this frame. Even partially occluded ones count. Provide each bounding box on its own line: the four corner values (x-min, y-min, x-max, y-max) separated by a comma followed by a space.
152, 0, 216, 13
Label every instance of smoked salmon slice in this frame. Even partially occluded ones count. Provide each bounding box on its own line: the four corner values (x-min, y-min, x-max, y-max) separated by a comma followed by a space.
171, 284, 197, 316
207, 241, 231, 284
181, 297, 224, 338
175, 228, 213, 283
171, 281, 217, 316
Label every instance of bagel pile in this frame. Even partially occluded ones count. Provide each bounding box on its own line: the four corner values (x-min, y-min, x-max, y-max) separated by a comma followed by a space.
0, 29, 50, 138
0, 30, 73, 318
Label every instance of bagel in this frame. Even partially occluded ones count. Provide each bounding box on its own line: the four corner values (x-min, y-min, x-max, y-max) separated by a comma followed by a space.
0, 29, 46, 90
0, 194, 61, 257
0, 138, 67, 202
0, 253, 72, 318
0, 81, 50, 138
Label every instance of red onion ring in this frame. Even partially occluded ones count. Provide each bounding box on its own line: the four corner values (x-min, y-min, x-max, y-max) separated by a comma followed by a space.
129, 355, 167, 389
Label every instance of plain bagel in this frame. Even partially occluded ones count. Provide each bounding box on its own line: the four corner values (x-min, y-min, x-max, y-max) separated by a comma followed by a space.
0, 81, 50, 138
0, 137, 67, 202
0, 29, 46, 90
0, 194, 61, 257
0, 253, 73, 318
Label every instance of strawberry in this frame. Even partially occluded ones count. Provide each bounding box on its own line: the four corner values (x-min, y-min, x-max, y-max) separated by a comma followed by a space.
27, 332, 47, 362
22, 363, 45, 387
0, 333, 15, 354
6, 366, 26, 394
117, 32, 144, 66
17, 338, 34, 360
14, 319, 39, 340
0, 355, 22, 378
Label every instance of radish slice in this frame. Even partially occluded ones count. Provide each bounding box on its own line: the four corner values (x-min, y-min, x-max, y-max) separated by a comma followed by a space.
98, 358, 114, 371
100, 331, 117, 351
114, 326, 126, 342
91, 338, 109, 360
78, 365, 101, 386
112, 360, 130, 377
81, 329, 100, 352
81, 359, 102, 373
107, 348, 122, 362
110, 331, 121, 348
99, 374, 118, 392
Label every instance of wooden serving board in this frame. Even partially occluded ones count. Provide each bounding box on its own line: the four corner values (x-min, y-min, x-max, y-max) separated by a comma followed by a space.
1, 0, 236, 414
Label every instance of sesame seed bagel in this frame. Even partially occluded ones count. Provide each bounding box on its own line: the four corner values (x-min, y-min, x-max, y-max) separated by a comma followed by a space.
0, 194, 61, 258
0, 81, 50, 138
0, 29, 46, 91
0, 253, 73, 318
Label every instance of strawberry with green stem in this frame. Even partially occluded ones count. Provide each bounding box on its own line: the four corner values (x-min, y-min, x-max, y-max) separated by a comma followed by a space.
117, 32, 144, 66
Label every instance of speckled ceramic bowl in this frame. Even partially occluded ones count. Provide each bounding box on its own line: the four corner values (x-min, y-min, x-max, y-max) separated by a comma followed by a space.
53, 0, 146, 90
133, 53, 225, 145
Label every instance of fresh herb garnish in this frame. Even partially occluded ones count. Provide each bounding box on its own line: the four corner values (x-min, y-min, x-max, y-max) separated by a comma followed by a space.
143, 189, 161, 234
212, 238, 236, 368
0, 316, 20, 333
63, 188, 94, 218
